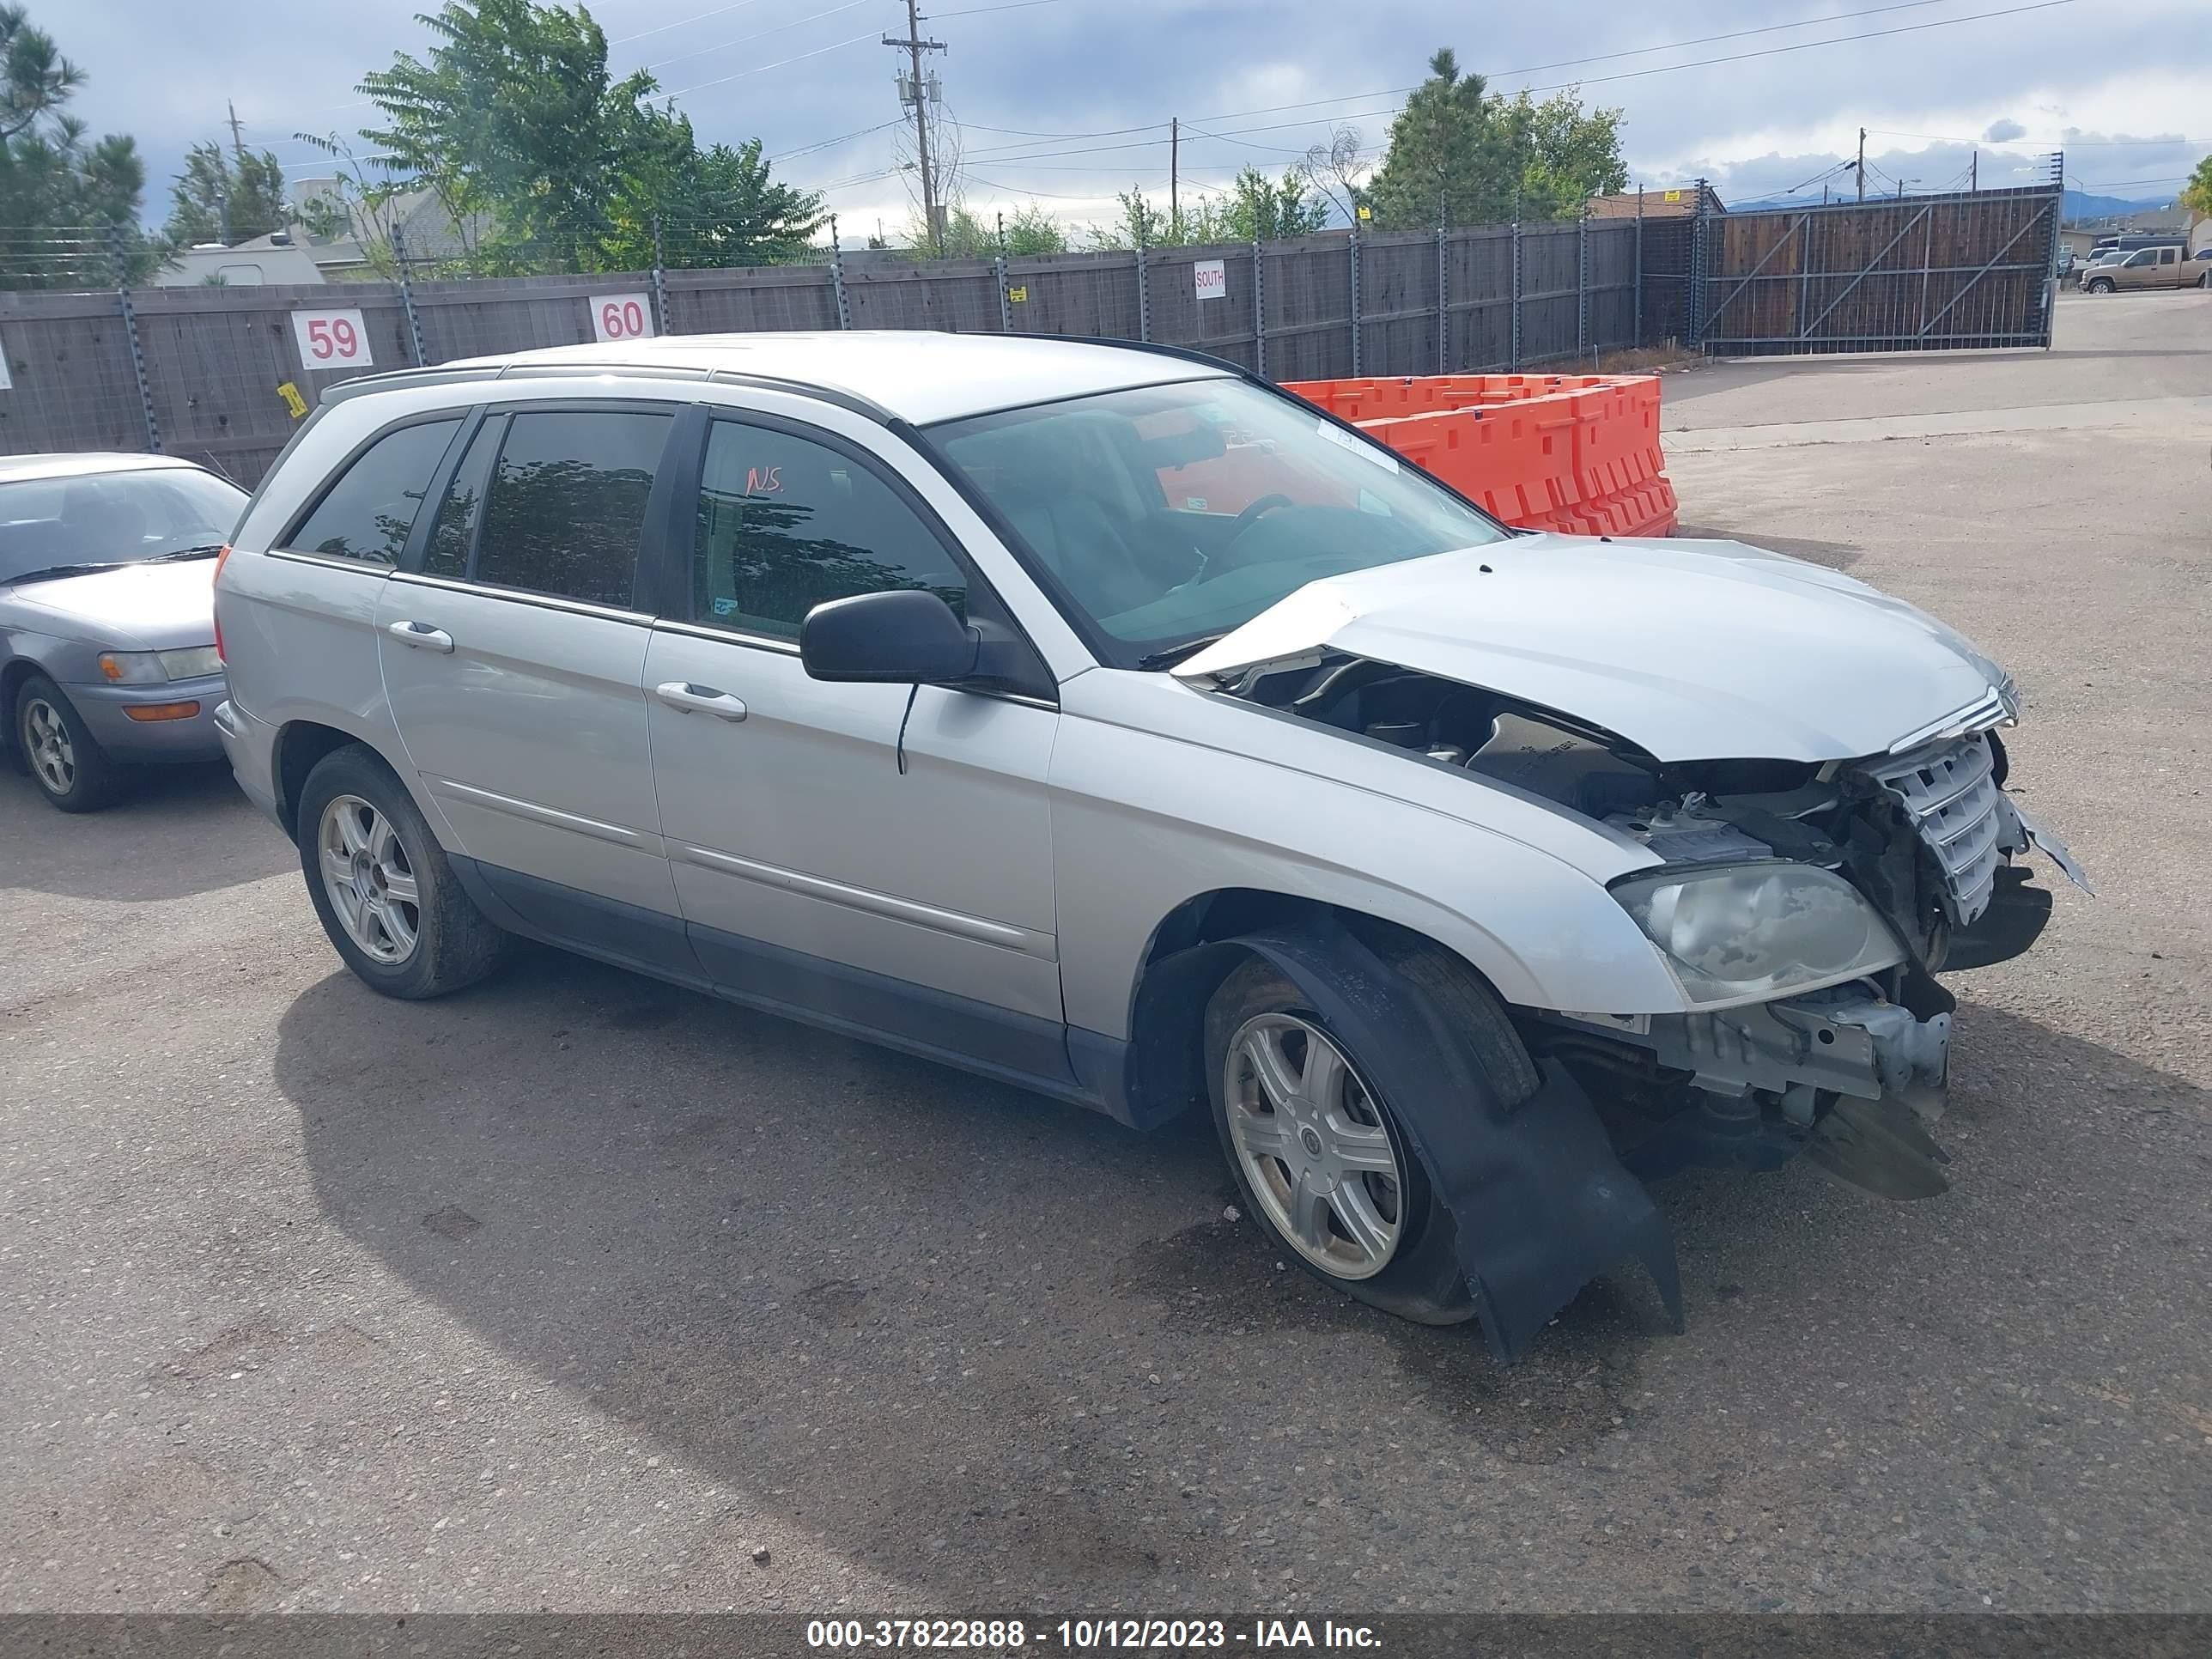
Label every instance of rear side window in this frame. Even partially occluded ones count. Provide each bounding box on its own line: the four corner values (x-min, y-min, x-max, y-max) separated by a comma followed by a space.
473, 410, 672, 609
286, 419, 460, 565
690, 419, 966, 638
422, 416, 501, 580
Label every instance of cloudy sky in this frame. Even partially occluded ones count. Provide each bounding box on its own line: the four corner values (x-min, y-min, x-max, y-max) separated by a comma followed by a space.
64, 0, 2212, 238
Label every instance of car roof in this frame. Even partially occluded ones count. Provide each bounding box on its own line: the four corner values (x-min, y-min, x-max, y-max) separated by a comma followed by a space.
435, 331, 1235, 424
0, 453, 212, 484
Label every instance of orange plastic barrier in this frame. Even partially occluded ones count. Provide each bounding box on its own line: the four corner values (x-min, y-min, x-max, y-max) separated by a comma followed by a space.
1285, 372, 1679, 540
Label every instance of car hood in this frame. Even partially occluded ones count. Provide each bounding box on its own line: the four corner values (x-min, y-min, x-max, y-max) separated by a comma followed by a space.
2, 558, 218, 651
1171, 534, 2010, 763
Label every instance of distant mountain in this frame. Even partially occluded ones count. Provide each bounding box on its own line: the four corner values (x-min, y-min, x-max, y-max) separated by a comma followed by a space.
2060, 189, 2177, 222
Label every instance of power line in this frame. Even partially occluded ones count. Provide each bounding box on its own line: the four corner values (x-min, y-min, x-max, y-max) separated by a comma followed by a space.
663, 27, 882, 95
954, 0, 2081, 173
641, 0, 881, 72
769, 118, 904, 161
611, 0, 773, 46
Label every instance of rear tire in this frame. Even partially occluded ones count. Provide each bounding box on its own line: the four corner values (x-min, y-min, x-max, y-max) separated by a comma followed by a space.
1203, 941, 1539, 1326
295, 744, 510, 999
13, 672, 125, 813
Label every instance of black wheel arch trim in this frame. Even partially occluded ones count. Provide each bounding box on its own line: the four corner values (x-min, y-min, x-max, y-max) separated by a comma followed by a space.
1149, 919, 1684, 1364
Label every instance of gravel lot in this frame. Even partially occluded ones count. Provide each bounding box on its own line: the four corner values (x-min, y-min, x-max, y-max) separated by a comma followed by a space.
3, 293, 2208, 1616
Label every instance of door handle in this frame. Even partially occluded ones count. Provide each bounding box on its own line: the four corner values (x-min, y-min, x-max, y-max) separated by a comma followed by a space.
386, 620, 455, 653
653, 680, 748, 721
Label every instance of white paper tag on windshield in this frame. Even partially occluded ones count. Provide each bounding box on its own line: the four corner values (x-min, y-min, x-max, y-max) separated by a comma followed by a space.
1316, 418, 1399, 473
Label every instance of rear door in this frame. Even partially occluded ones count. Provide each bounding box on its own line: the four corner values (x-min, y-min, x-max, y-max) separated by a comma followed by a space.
220, 415, 463, 753
375, 401, 691, 969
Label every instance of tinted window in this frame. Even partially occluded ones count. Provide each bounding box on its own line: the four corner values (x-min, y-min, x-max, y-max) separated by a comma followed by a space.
288, 420, 459, 564
476, 410, 671, 608
0, 467, 245, 583
422, 416, 501, 580
691, 421, 965, 637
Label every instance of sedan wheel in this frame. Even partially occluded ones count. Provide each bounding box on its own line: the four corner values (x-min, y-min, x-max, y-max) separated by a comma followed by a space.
316, 793, 421, 964
21, 696, 75, 796
1222, 1012, 1406, 1280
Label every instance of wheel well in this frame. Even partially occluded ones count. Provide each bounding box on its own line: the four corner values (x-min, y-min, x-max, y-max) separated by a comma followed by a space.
1122, 889, 1511, 1127
273, 721, 361, 842
0, 659, 34, 755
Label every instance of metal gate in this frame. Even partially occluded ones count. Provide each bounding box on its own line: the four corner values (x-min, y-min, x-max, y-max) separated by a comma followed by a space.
1693, 161, 2063, 356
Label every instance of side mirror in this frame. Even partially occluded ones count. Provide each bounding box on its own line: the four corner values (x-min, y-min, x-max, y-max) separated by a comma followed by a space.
799, 588, 979, 684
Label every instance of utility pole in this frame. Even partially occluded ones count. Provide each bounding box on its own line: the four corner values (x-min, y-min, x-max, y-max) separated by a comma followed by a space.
884, 0, 945, 255
226, 99, 246, 161
1856, 126, 1867, 202
1170, 117, 1179, 241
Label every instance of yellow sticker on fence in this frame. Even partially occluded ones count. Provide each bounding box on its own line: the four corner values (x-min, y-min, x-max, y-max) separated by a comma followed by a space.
277, 380, 308, 420
1357, 204, 1372, 222
1006, 284, 1029, 302
1662, 189, 1683, 203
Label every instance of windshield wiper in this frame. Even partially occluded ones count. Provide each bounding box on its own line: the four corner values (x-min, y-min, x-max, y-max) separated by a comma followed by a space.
1135, 633, 1228, 671
149, 544, 227, 562
3, 561, 132, 586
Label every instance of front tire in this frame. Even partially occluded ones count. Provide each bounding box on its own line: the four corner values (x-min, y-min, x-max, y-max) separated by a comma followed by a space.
1203, 946, 1536, 1325
13, 672, 124, 812
2087, 277, 2115, 294
295, 744, 509, 999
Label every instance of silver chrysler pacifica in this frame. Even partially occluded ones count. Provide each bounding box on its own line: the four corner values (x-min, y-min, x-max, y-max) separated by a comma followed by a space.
214, 332, 2087, 1358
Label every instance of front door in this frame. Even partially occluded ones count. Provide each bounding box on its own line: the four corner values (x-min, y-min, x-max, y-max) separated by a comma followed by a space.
377, 404, 687, 964
642, 413, 1066, 1082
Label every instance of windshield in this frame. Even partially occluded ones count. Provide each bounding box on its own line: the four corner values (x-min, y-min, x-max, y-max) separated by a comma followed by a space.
929, 377, 1507, 665
0, 467, 247, 584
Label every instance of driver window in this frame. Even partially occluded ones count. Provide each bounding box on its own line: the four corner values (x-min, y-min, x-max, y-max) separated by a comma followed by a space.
691, 420, 967, 640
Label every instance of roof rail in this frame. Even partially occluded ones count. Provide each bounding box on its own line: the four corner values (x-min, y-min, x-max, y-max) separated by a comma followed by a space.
317, 356, 892, 422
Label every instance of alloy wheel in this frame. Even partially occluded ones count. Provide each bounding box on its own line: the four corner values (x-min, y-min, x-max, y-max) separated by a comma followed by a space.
1223, 1012, 1406, 1280
317, 794, 421, 964
22, 697, 75, 797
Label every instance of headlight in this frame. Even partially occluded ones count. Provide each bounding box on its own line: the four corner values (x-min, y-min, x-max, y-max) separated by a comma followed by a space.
1613, 862, 1905, 1008
159, 646, 222, 679
96, 647, 221, 684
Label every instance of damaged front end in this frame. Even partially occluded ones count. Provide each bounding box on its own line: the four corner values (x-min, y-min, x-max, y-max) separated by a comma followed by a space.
1199, 647, 2088, 1206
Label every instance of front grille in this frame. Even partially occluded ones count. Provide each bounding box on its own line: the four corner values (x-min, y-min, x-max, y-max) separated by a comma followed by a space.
1866, 732, 2005, 927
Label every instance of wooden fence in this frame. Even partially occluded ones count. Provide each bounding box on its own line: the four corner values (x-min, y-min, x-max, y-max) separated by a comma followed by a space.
0, 220, 1648, 486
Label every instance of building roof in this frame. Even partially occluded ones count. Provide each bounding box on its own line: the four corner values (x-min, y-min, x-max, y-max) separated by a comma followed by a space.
1586, 187, 1725, 220
439, 331, 1233, 425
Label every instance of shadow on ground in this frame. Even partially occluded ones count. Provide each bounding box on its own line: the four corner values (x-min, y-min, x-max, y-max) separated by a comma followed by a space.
0, 761, 292, 902
269, 940, 2211, 1597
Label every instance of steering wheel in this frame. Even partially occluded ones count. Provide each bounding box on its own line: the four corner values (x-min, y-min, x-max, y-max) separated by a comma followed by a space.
1200, 494, 1296, 580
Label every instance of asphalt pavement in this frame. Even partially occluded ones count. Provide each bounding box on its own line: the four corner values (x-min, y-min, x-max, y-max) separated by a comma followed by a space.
3, 291, 2208, 1615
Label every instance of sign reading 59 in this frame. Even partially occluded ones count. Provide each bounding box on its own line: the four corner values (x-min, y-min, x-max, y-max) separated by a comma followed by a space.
290, 308, 373, 370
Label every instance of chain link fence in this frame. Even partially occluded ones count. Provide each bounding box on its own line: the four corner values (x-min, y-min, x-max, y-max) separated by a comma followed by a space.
0, 216, 1663, 487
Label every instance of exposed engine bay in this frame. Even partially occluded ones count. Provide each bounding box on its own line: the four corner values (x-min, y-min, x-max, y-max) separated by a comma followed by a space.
1228, 653, 2087, 1200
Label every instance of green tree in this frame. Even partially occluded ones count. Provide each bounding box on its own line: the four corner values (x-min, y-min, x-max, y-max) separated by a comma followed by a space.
1215, 166, 1331, 240
1507, 90, 1627, 220
618, 134, 823, 269
357, 0, 819, 274
918, 200, 1066, 258
2183, 154, 2212, 218
1363, 48, 1511, 228
164, 138, 288, 245
1363, 47, 1625, 228
1089, 166, 1329, 250
0, 7, 152, 288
